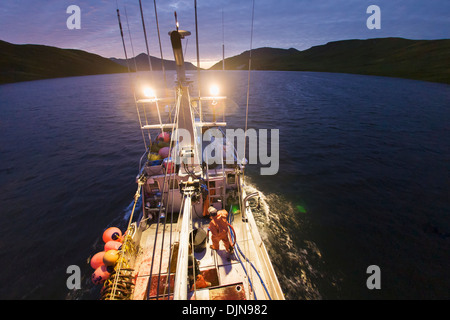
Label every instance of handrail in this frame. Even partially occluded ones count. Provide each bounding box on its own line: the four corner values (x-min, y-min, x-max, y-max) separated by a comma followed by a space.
138, 149, 149, 173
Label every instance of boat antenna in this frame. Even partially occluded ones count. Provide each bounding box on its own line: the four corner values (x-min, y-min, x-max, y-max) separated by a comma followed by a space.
243, 0, 255, 181
138, 0, 154, 78
174, 11, 179, 31
194, 0, 202, 121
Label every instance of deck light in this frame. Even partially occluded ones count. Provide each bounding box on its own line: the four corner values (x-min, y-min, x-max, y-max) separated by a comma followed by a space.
143, 87, 156, 98
209, 85, 219, 96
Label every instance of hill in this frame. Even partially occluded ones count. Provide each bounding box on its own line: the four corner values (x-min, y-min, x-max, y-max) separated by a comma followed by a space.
210, 38, 450, 84
0, 40, 128, 84
110, 53, 198, 71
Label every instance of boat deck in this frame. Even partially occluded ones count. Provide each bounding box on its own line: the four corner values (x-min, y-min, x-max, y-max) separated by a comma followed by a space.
131, 210, 272, 300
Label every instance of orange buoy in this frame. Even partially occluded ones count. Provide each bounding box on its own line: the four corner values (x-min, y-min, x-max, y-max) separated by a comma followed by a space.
102, 227, 122, 243
103, 249, 120, 267
91, 265, 111, 285
104, 240, 122, 252
90, 251, 105, 269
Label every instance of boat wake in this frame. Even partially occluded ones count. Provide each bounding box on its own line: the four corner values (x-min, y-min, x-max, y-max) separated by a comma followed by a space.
244, 180, 324, 300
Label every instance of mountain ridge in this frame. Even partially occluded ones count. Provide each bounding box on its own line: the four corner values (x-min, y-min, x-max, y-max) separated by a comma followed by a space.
0, 40, 128, 84
210, 37, 450, 84
0, 40, 196, 84
110, 53, 198, 71
1, 37, 449, 84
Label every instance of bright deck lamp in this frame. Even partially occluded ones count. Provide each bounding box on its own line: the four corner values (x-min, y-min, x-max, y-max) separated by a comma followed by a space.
143, 87, 156, 98
209, 85, 219, 96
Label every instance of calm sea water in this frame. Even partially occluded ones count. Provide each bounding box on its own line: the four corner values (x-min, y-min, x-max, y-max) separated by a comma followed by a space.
0, 71, 448, 299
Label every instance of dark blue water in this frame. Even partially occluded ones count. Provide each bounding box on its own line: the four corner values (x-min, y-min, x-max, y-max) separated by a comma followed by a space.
0, 71, 448, 299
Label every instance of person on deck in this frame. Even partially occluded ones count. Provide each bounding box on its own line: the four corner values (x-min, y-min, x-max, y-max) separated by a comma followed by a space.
207, 206, 233, 253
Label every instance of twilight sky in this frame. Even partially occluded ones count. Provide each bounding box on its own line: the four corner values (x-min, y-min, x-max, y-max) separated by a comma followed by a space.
1, 0, 449, 68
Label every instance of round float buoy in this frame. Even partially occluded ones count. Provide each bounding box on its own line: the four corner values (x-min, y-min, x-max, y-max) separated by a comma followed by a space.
148, 152, 162, 161
102, 227, 122, 243
90, 251, 105, 269
157, 132, 170, 143
104, 240, 122, 252
103, 249, 120, 267
158, 146, 170, 159
91, 265, 111, 285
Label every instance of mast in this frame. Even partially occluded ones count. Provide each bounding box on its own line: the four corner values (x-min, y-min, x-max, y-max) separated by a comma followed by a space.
169, 15, 201, 175
173, 178, 200, 299
169, 28, 189, 85
173, 192, 192, 300
170, 15, 202, 300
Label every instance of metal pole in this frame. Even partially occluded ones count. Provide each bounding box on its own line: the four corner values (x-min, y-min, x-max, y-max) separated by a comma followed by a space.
173, 195, 192, 300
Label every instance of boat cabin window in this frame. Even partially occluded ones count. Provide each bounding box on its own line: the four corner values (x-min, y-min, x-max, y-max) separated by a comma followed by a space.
227, 173, 236, 185
148, 180, 160, 193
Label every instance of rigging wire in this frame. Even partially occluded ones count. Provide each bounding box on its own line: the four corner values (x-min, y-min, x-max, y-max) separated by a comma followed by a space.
110, 180, 144, 299
123, 5, 153, 146
153, 0, 167, 90
163, 100, 182, 299
138, 0, 164, 136
145, 88, 182, 300
222, 7, 225, 71
138, 0, 154, 77
116, 6, 147, 150
241, 0, 256, 294
123, 5, 138, 74
155, 107, 182, 299
243, 0, 255, 183
194, 0, 202, 122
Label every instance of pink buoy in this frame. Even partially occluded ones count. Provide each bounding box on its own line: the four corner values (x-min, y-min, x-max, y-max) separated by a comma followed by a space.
102, 227, 122, 243
104, 240, 122, 252
91, 265, 111, 285
158, 147, 170, 159
157, 132, 170, 143
90, 251, 105, 269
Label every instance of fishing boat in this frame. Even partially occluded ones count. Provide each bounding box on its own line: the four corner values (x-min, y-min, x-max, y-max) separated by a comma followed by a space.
90, 2, 284, 301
